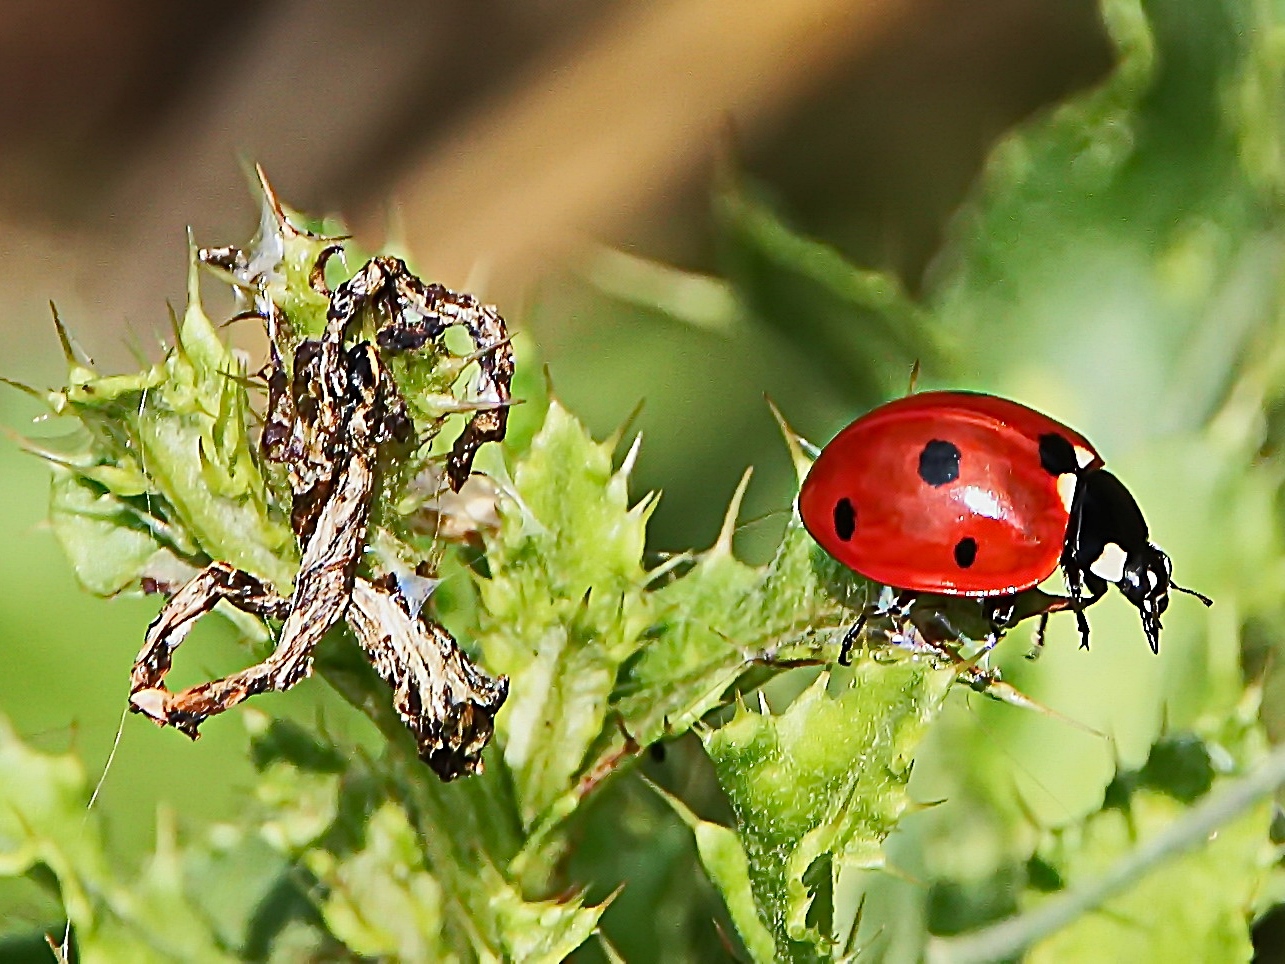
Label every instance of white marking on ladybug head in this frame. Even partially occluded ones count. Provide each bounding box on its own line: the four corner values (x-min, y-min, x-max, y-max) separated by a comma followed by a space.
1089, 542, 1128, 583
1074, 445, 1095, 468
1057, 473, 1077, 512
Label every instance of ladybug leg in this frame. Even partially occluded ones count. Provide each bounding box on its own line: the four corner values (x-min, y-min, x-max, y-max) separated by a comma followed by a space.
974, 630, 1003, 662
1062, 565, 1109, 649
889, 590, 940, 654
1062, 564, 1091, 648
1004, 581, 1110, 655
900, 602, 987, 666
838, 610, 871, 666
986, 597, 1018, 630
1026, 613, 1051, 660
1073, 609, 1092, 648
893, 616, 954, 658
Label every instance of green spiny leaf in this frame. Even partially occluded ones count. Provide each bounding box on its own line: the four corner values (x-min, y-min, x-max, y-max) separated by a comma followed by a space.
702, 663, 951, 960
38, 246, 296, 594
647, 778, 777, 964
0, 716, 244, 962
477, 401, 654, 824
303, 802, 453, 961
48, 466, 170, 596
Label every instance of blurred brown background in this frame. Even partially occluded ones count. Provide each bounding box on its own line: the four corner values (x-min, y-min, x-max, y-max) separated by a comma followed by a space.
0, 0, 1106, 356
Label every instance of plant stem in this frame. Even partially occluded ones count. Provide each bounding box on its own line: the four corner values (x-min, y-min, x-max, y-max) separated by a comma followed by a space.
926, 741, 1285, 964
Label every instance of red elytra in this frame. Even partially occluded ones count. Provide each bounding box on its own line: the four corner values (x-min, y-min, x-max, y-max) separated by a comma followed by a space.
799, 391, 1100, 596
798, 390, 1209, 655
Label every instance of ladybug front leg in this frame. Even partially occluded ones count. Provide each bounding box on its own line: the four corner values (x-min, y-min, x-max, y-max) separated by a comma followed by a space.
993, 582, 1109, 660
1063, 565, 1109, 649
983, 593, 1063, 658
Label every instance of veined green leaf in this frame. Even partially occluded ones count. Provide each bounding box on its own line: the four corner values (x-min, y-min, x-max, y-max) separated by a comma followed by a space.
477, 402, 654, 825
48, 466, 169, 596
702, 663, 951, 960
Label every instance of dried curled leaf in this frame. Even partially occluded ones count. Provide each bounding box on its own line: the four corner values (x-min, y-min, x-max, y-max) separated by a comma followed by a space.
10, 170, 518, 780
127, 244, 514, 778
348, 577, 508, 780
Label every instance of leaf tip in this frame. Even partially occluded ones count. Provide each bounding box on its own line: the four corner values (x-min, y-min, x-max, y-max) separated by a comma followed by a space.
49, 302, 92, 371
618, 431, 644, 479
711, 466, 754, 558
765, 396, 815, 485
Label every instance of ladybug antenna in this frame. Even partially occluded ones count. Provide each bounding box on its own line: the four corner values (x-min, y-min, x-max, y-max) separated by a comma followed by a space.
1172, 581, 1214, 607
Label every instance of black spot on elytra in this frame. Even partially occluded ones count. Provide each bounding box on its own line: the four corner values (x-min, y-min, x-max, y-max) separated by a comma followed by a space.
833, 498, 856, 541
1038, 432, 1077, 476
954, 537, 978, 569
918, 440, 961, 486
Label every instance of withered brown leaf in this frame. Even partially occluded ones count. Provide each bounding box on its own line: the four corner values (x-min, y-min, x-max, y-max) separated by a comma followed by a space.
129, 251, 513, 780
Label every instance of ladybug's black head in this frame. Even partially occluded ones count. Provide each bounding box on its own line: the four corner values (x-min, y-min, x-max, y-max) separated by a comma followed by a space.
1069, 470, 1211, 653
1115, 542, 1174, 653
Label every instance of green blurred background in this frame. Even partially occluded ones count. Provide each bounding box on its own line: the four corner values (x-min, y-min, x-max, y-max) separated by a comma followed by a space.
4, 0, 1284, 957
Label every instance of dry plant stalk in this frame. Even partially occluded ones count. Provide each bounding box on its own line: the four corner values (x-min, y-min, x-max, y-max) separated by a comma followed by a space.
129, 248, 513, 781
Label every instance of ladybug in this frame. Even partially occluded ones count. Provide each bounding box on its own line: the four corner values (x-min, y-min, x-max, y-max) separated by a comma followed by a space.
798, 391, 1210, 661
